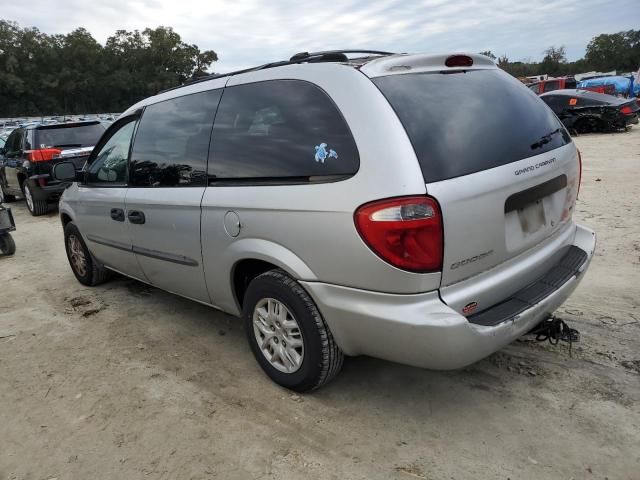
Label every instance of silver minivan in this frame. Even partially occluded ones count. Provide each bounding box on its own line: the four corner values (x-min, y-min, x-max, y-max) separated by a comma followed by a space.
55, 51, 595, 391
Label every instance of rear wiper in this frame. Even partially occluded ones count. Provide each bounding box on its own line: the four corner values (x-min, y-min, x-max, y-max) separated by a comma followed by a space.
530, 129, 560, 150
53, 143, 82, 148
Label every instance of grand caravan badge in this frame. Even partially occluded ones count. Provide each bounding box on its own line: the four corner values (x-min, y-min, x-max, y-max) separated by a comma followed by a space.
514, 157, 556, 176
451, 250, 494, 270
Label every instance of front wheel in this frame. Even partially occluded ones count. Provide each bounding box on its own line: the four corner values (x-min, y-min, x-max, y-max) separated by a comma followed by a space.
23, 183, 49, 216
243, 269, 343, 392
0, 233, 16, 256
64, 222, 109, 286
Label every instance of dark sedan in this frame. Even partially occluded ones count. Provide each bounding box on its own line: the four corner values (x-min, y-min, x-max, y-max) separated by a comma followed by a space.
540, 89, 639, 134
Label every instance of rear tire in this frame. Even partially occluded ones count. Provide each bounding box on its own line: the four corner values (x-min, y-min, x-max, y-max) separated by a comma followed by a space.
0, 233, 16, 256
64, 222, 109, 286
243, 269, 343, 392
24, 183, 48, 216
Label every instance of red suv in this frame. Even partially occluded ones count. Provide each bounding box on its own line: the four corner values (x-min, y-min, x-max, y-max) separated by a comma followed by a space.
528, 77, 577, 94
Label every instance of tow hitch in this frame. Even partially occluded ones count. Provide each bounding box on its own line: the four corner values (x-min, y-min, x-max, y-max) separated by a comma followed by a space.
529, 315, 580, 356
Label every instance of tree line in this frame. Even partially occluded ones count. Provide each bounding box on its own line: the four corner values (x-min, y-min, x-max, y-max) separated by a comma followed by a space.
481, 29, 640, 79
0, 20, 217, 117
1, 20, 639, 117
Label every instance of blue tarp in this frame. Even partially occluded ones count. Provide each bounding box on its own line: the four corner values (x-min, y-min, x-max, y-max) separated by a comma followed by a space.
578, 76, 633, 95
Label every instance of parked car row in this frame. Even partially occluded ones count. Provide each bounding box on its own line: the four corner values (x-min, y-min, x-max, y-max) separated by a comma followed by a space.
48, 51, 595, 391
0, 121, 107, 215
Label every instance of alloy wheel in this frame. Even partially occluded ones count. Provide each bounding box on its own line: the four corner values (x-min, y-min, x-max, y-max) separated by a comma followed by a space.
24, 185, 34, 212
252, 298, 304, 373
68, 234, 87, 277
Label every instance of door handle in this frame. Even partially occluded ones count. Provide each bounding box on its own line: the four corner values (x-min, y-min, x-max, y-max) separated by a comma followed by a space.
110, 208, 125, 222
128, 210, 146, 224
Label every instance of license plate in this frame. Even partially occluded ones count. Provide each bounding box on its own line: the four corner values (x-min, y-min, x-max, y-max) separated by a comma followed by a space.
517, 200, 546, 234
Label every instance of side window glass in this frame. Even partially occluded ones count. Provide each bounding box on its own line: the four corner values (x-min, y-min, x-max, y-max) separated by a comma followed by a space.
17, 130, 26, 150
24, 130, 33, 150
529, 84, 541, 94
4, 130, 21, 154
129, 89, 221, 187
209, 79, 359, 180
86, 120, 136, 185
545, 81, 560, 92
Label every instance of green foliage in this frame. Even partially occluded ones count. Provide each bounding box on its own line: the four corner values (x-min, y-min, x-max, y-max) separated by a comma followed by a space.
539, 45, 567, 75
0, 20, 218, 116
492, 31, 638, 80
1, 19, 638, 116
585, 30, 640, 72
479, 50, 497, 60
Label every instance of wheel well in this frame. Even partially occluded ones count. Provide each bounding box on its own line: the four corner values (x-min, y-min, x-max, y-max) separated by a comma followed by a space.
60, 213, 73, 227
233, 259, 279, 309
17, 173, 26, 189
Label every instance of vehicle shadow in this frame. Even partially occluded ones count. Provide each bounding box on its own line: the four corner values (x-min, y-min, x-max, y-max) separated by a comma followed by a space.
100, 275, 523, 414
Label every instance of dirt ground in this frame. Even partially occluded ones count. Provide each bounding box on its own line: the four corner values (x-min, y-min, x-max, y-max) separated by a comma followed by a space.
1, 128, 639, 480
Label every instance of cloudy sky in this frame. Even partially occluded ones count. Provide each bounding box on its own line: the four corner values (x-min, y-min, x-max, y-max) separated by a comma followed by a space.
4, 0, 640, 72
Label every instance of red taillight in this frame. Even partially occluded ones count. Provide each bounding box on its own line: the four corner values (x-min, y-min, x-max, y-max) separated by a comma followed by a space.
620, 105, 633, 115
577, 149, 582, 196
355, 196, 443, 273
445, 55, 473, 68
26, 148, 62, 162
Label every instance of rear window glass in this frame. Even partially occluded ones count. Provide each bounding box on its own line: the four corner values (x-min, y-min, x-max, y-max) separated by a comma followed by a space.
543, 80, 561, 92
35, 123, 105, 149
373, 69, 571, 183
208, 79, 358, 180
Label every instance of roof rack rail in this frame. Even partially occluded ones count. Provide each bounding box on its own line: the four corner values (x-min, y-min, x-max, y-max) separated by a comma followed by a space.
159, 49, 395, 95
289, 50, 395, 62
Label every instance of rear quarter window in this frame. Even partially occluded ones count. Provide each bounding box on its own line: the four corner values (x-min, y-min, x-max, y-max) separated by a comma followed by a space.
208, 79, 359, 181
373, 69, 571, 183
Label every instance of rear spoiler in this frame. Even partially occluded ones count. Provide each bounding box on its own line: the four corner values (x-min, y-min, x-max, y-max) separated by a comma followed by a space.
36, 121, 101, 130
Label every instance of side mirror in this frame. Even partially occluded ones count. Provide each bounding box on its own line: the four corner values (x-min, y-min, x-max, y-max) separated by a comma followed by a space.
52, 161, 78, 182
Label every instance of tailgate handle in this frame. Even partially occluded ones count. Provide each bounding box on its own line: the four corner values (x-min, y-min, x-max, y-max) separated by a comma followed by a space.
504, 174, 567, 213
110, 208, 125, 222
128, 210, 146, 225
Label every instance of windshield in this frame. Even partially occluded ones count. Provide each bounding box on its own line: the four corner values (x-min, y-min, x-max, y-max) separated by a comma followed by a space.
34, 123, 106, 150
373, 69, 571, 183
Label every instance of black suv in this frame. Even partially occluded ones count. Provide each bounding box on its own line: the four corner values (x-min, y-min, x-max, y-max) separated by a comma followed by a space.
0, 121, 106, 215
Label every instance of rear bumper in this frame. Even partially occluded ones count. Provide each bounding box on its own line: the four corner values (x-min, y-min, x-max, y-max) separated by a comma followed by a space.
301, 224, 595, 370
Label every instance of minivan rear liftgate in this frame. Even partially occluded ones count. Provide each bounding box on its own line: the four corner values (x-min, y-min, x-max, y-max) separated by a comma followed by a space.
371, 63, 585, 320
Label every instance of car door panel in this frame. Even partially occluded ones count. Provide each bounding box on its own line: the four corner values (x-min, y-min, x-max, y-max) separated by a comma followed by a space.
76, 186, 146, 279
76, 117, 146, 280
125, 188, 210, 302
124, 87, 222, 304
